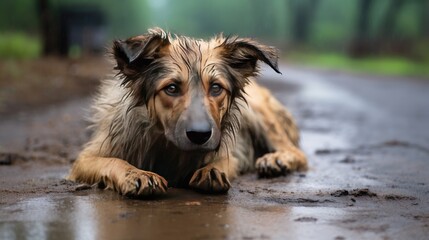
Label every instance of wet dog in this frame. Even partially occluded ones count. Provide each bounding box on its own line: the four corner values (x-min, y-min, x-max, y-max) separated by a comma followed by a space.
68, 28, 307, 196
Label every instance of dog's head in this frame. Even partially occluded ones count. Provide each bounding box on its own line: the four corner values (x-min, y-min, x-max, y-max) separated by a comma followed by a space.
113, 28, 280, 151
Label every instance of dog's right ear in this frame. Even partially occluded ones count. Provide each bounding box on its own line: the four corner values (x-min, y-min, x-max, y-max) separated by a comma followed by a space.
113, 28, 170, 78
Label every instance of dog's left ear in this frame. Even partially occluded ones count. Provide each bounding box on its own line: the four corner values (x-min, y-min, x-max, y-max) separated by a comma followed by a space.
221, 37, 281, 77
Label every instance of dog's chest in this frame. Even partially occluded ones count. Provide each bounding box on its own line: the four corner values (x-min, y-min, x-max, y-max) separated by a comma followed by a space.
138, 146, 206, 187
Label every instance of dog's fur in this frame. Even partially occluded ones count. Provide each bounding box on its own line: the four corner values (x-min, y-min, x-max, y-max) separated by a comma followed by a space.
68, 28, 307, 196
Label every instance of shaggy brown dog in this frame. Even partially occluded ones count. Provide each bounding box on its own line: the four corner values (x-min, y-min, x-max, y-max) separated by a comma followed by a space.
68, 28, 307, 196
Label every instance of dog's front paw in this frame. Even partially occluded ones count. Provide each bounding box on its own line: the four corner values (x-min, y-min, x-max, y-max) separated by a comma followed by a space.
189, 167, 231, 193
256, 152, 294, 178
118, 169, 168, 197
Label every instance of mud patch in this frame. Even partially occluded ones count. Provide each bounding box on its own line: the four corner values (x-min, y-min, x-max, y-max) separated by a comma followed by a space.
350, 224, 389, 234
0, 153, 13, 165
74, 183, 95, 191
264, 196, 335, 205
413, 215, 429, 221
331, 188, 377, 198
0, 152, 27, 165
334, 236, 346, 240
339, 156, 356, 164
330, 189, 418, 203
238, 189, 256, 194
315, 140, 429, 155
383, 194, 417, 201
0, 164, 82, 205
0, 149, 74, 166
295, 217, 318, 222
0, 179, 79, 195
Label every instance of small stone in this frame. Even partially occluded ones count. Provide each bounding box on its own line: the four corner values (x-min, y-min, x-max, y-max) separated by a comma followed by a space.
184, 201, 201, 206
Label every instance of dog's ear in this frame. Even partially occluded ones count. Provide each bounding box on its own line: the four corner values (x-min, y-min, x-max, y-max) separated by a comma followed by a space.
113, 28, 170, 77
220, 37, 281, 77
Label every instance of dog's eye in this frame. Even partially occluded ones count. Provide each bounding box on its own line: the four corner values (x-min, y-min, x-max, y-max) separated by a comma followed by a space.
210, 83, 223, 96
164, 84, 180, 96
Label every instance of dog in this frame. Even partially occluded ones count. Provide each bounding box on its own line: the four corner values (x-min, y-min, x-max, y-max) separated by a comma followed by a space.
68, 28, 307, 196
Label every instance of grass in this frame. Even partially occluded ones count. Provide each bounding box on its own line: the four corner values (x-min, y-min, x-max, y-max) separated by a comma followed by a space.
0, 32, 41, 59
288, 52, 429, 78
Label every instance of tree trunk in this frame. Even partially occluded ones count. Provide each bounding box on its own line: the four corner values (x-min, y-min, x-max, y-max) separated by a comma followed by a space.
289, 0, 320, 44
348, 0, 374, 57
419, 0, 429, 37
356, 0, 373, 38
37, 0, 55, 55
379, 0, 405, 39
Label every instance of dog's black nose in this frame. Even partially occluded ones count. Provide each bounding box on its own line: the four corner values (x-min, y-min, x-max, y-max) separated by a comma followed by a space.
186, 130, 212, 145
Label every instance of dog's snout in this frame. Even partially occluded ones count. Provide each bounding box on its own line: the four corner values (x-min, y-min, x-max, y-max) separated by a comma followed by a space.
183, 89, 214, 145
184, 117, 214, 145
186, 130, 212, 145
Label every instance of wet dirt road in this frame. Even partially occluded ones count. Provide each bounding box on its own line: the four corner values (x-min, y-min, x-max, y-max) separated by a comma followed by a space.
1, 65, 428, 240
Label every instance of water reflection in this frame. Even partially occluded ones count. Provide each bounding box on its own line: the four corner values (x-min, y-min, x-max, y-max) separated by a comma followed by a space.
0, 187, 369, 239
0, 196, 76, 240
73, 197, 97, 240
90, 191, 232, 239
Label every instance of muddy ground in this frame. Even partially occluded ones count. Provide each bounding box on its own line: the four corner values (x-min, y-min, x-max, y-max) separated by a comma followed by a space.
0, 59, 428, 240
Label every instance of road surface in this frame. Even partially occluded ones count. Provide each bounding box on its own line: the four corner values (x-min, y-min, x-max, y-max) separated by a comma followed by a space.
1, 65, 428, 239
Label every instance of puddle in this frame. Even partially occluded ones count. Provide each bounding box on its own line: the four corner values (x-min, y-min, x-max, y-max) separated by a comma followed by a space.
0, 193, 380, 240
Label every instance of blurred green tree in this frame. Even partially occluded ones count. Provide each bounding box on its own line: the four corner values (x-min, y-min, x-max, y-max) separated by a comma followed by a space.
349, 0, 374, 57
288, 0, 320, 45
0, 0, 427, 59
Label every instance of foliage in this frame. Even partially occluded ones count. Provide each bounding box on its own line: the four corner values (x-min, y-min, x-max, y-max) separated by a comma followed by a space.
288, 52, 429, 77
48, 0, 151, 38
148, 0, 288, 40
0, 0, 427, 67
0, 0, 151, 39
0, 32, 41, 59
0, 1, 39, 33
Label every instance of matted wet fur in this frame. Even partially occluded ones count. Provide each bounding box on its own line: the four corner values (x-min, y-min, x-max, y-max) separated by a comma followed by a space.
68, 28, 307, 196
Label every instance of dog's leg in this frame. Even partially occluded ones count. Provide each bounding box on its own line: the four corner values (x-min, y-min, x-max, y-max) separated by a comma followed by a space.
255, 107, 308, 177
248, 85, 308, 178
189, 148, 238, 193
68, 155, 168, 196
256, 145, 307, 178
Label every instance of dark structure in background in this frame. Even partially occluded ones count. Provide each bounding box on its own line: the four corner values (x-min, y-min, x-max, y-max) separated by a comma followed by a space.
33, 0, 428, 59
58, 7, 106, 56
38, 0, 106, 56
349, 0, 429, 58
289, 0, 319, 45
38, 0, 54, 55
349, 0, 374, 58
